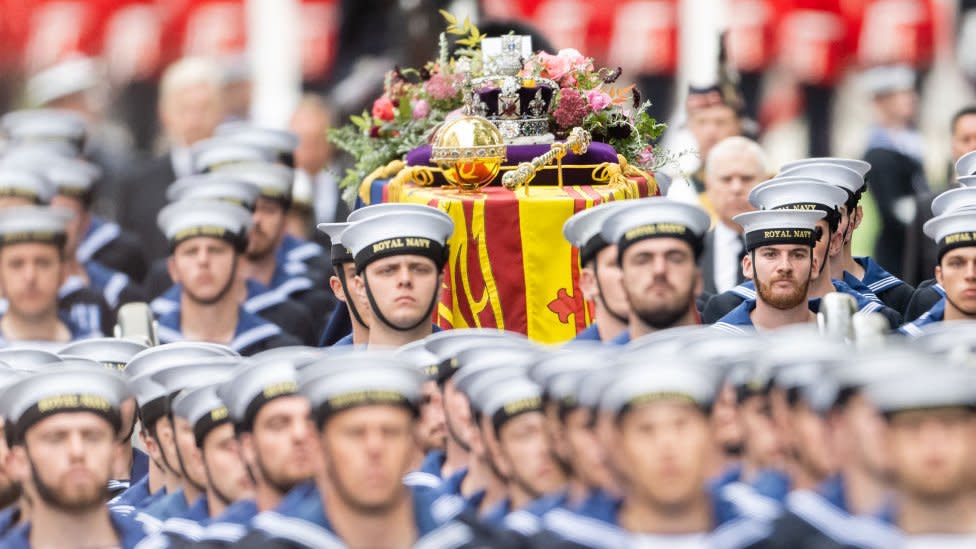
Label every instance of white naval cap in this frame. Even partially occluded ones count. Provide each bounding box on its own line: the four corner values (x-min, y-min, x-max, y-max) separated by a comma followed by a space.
172, 383, 233, 446
866, 364, 976, 415
0, 109, 86, 152
733, 209, 826, 252
316, 222, 352, 265
151, 359, 239, 404
860, 64, 916, 96
59, 338, 149, 371
213, 163, 294, 203
562, 200, 637, 265
422, 329, 530, 383
777, 162, 865, 196
347, 203, 452, 223
26, 56, 100, 107
157, 198, 253, 252
395, 340, 441, 381
599, 197, 710, 260
216, 357, 301, 431
0, 367, 128, 443
340, 207, 454, 273
930, 187, 976, 216
452, 345, 543, 397
299, 354, 424, 426
191, 137, 273, 174
0, 348, 61, 371
779, 158, 871, 179
471, 376, 545, 433
599, 362, 719, 417
215, 123, 298, 166
923, 210, 976, 261
749, 177, 848, 214
0, 206, 72, 247
956, 151, 976, 178
124, 342, 239, 381
0, 168, 54, 203
46, 157, 102, 198
165, 174, 261, 210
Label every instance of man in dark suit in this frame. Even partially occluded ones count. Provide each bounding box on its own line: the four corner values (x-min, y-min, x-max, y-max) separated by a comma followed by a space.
117, 57, 225, 271
699, 136, 768, 295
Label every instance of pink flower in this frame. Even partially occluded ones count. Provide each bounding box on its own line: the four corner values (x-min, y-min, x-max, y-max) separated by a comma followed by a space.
538, 51, 572, 81
586, 89, 612, 111
557, 48, 588, 70
637, 145, 655, 167
411, 99, 430, 119
553, 88, 589, 129
425, 74, 457, 101
371, 97, 395, 122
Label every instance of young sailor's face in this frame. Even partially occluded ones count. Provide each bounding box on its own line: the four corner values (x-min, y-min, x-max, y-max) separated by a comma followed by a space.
356, 255, 440, 330
746, 244, 812, 310
320, 405, 416, 512
169, 237, 237, 305
620, 238, 699, 329
493, 411, 565, 499
15, 412, 115, 511
615, 400, 712, 508
937, 247, 976, 317
202, 423, 254, 504
247, 197, 286, 260
244, 395, 317, 493
886, 408, 976, 501
0, 242, 63, 320
173, 415, 208, 492
563, 407, 616, 492
416, 380, 446, 454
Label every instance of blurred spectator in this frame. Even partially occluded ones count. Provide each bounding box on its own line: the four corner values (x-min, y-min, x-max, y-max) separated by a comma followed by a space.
903, 105, 976, 286
26, 56, 135, 220
685, 84, 745, 193
221, 55, 252, 123
117, 57, 225, 269
861, 65, 927, 281
288, 94, 348, 239
700, 136, 768, 295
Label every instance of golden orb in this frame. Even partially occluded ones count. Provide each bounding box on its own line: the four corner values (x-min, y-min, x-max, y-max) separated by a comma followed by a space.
430, 115, 507, 191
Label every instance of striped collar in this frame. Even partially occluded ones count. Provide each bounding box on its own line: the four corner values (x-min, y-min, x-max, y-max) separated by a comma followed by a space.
898, 298, 945, 337
156, 304, 282, 353
77, 216, 121, 264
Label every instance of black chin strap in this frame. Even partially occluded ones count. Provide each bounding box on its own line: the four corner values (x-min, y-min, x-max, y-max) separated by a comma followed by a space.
362, 271, 440, 332
335, 265, 369, 329
592, 260, 629, 324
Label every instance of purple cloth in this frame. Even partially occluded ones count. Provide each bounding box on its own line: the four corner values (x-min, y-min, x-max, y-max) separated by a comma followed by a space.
405, 142, 620, 187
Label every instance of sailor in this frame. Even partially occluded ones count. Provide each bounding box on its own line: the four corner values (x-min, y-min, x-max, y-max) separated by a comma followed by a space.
0, 368, 29, 538
900, 209, 976, 335
536, 359, 774, 548
316, 222, 370, 346
779, 159, 915, 313
395, 341, 448, 481
113, 343, 238, 517
151, 175, 318, 344
211, 124, 333, 280
0, 367, 149, 548
181, 355, 318, 547
0, 206, 101, 347
706, 177, 903, 328
146, 360, 245, 523
138, 364, 256, 547
339, 206, 454, 347
58, 337, 150, 496
599, 198, 711, 344
461, 355, 565, 525
424, 331, 536, 505
316, 203, 448, 346
155, 199, 300, 355
762, 348, 918, 548
562, 202, 637, 342
865, 363, 976, 545
712, 209, 825, 333
0, 111, 147, 282
232, 354, 467, 548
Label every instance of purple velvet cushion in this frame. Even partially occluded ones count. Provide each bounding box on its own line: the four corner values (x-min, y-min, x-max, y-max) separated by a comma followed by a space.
406, 142, 619, 168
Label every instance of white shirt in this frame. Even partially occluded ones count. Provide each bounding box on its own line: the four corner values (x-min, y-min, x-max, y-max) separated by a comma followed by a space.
170, 147, 193, 178
713, 221, 744, 294
631, 533, 708, 549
